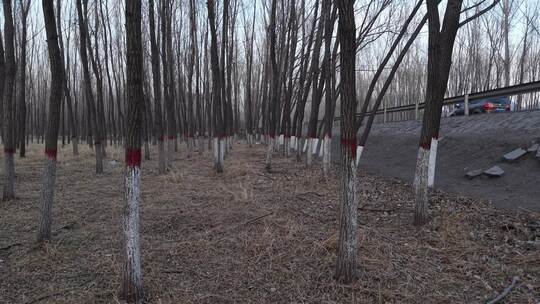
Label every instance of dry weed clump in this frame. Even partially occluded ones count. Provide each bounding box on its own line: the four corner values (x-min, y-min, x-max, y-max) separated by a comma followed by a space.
0, 142, 538, 303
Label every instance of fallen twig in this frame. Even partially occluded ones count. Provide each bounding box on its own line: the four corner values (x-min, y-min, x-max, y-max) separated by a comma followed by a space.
162, 270, 183, 274
0, 242, 22, 251
233, 212, 274, 229
486, 276, 520, 304
296, 195, 316, 204
255, 172, 274, 180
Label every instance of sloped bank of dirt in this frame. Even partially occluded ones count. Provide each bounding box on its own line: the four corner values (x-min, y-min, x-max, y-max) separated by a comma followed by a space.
337, 111, 540, 212
0, 143, 538, 303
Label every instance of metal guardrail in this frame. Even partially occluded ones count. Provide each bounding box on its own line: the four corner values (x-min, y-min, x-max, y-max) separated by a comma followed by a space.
335, 80, 540, 120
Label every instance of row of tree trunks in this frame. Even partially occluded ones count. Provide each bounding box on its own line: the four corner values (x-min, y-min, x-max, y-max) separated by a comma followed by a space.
148, 0, 166, 174
76, 0, 103, 173
207, 0, 225, 173
56, 0, 79, 156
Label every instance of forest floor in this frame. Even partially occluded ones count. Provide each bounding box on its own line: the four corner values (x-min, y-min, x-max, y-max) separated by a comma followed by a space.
0, 142, 539, 303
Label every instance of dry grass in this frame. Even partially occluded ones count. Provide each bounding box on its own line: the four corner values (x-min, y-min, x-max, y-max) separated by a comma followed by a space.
0, 142, 538, 303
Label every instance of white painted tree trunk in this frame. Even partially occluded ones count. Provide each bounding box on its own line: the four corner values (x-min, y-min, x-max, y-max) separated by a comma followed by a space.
428, 138, 438, 188
290, 136, 297, 151
265, 136, 274, 171
213, 137, 223, 173
167, 137, 174, 168
318, 139, 324, 158
187, 137, 193, 158
297, 137, 304, 162
220, 138, 226, 165
355, 146, 364, 167
306, 138, 313, 166
335, 148, 359, 282
312, 138, 319, 155
213, 137, 218, 161
95, 142, 104, 174
413, 146, 430, 225
37, 156, 57, 242
323, 135, 331, 176
122, 165, 143, 300
72, 137, 79, 156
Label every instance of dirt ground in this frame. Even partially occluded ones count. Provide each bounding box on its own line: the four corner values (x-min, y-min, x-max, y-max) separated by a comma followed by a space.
0, 142, 539, 303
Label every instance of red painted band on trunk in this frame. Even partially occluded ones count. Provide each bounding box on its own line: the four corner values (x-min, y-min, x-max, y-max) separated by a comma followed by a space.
340, 138, 357, 158
167, 136, 176, 140
45, 149, 57, 159
126, 149, 142, 167
420, 142, 431, 150
158, 136, 165, 141
4, 148, 15, 154
420, 136, 439, 149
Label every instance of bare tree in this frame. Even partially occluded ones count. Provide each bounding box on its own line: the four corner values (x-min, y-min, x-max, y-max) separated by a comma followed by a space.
335, 0, 359, 284
17, 0, 31, 158
76, 0, 104, 173
207, 0, 225, 172
413, 0, 499, 226
264, 0, 278, 171
2, 0, 17, 201
37, 0, 65, 243
57, 0, 79, 155
148, 0, 166, 173
120, 0, 144, 300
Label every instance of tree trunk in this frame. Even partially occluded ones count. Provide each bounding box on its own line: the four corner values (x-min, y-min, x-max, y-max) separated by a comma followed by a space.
335, 0, 358, 284
148, 0, 165, 173
76, 0, 103, 173
161, 0, 176, 169
57, 0, 79, 155
18, 1, 31, 158
2, 0, 17, 201
0, 32, 5, 143
413, 0, 463, 226
120, 0, 144, 301
265, 0, 278, 172
38, 0, 65, 243
207, 0, 225, 173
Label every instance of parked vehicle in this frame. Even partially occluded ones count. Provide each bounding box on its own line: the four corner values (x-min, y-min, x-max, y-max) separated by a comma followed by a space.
450, 97, 511, 116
